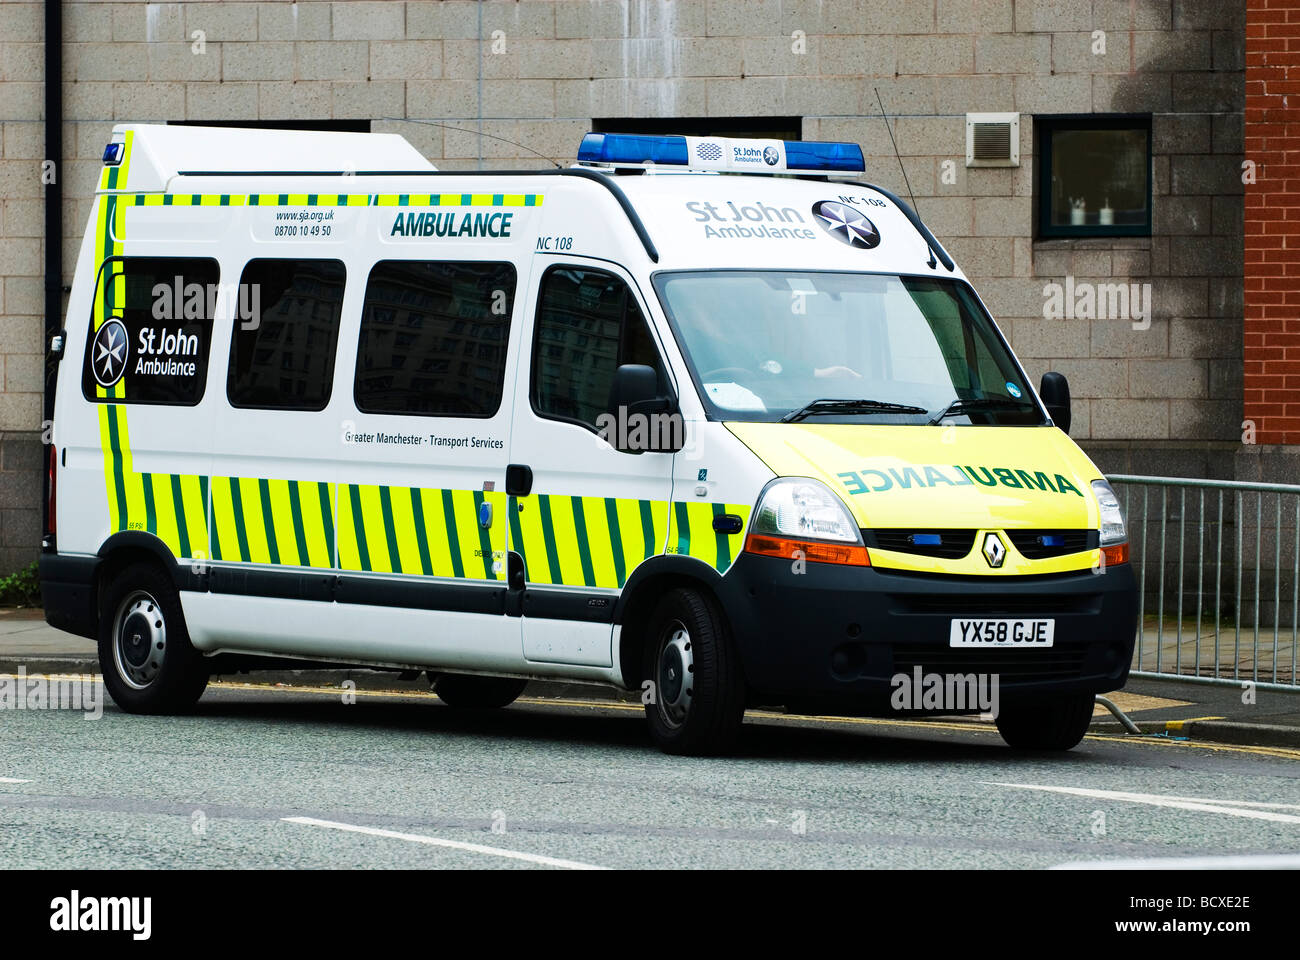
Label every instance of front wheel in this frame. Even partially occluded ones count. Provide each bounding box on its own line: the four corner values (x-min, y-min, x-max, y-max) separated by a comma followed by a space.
995, 693, 1095, 750
642, 587, 745, 756
98, 561, 209, 713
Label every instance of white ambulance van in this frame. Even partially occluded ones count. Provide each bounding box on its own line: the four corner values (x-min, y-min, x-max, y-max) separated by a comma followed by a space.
40, 124, 1137, 754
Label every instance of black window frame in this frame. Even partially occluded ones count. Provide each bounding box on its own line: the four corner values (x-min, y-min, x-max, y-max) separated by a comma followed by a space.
226, 257, 347, 413
81, 255, 221, 407
529, 263, 674, 439
1036, 114, 1153, 239
352, 258, 517, 420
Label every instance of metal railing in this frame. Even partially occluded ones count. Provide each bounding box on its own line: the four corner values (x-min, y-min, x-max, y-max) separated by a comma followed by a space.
1108, 474, 1300, 691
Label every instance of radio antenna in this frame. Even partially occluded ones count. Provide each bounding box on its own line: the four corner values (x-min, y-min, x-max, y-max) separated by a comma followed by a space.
873, 88, 936, 269
383, 118, 563, 169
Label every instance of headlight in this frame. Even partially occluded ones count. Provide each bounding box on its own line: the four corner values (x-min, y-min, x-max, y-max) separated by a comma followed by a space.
1092, 480, 1127, 545
752, 478, 862, 544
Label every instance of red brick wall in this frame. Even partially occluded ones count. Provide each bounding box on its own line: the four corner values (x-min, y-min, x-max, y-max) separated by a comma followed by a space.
1246, 0, 1300, 444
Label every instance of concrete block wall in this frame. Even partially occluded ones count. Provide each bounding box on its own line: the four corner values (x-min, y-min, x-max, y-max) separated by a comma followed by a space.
0, 0, 1248, 576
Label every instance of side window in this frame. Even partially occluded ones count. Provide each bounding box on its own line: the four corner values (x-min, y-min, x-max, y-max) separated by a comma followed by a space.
531, 266, 666, 430
354, 260, 515, 418
82, 257, 219, 405
227, 259, 345, 411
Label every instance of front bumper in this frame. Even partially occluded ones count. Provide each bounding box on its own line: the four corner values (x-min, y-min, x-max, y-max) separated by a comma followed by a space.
716, 553, 1138, 713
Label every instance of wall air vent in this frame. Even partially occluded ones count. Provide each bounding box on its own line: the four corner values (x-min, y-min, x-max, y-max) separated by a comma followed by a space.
966, 112, 1020, 167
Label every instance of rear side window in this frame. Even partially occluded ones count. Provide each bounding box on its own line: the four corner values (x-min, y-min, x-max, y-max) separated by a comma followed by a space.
531, 266, 666, 430
82, 256, 220, 405
227, 259, 346, 411
354, 260, 515, 418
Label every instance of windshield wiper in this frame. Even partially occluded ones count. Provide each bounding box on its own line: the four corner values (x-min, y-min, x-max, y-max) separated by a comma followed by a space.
781, 398, 928, 424
928, 395, 1036, 426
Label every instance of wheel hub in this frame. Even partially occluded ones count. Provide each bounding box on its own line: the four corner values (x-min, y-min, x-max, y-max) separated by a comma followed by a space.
656, 622, 694, 728
113, 592, 166, 690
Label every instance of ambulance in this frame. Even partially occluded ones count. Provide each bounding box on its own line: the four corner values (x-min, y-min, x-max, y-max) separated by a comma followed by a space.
39, 124, 1138, 755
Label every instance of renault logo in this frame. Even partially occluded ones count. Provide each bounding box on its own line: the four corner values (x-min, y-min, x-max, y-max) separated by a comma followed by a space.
982, 532, 1006, 568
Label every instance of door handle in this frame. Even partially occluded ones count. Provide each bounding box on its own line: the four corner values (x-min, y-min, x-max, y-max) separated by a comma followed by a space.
506, 464, 533, 497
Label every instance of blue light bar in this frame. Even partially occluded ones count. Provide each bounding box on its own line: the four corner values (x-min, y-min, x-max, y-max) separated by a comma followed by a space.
102, 142, 124, 165
578, 133, 688, 166
577, 132, 865, 173
911, 533, 943, 546
784, 140, 865, 172
1040, 534, 1065, 547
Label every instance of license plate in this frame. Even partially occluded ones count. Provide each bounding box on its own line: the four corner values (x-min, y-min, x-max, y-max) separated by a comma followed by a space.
949, 618, 1055, 648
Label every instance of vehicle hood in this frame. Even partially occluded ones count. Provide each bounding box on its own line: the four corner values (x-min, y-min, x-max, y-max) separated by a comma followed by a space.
726, 422, 1104, 531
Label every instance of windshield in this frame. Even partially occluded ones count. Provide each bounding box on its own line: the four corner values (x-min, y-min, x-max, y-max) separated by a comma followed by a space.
653, 271, 1044, 426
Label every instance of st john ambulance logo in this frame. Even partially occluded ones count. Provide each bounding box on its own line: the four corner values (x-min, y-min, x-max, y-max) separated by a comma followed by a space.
982, 532, 1007, 569
812, 200, 880, 249
91, 318, 129, 388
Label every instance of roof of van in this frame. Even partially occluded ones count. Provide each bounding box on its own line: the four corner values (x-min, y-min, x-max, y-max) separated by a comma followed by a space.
100, 123, 435, 194
98, 124, 960, 280
608, 171, 962, 278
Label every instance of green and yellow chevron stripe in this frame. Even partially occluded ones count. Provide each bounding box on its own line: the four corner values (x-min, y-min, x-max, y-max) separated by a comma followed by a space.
208, 477, 336, 568
372, 193, 542, 207
667, 501, 753, 574
508, 494, 673, 589
337, 484, 506, 581
120, 192, 543, 207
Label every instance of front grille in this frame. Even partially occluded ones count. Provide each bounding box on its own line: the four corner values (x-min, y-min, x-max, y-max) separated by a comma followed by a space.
889, 592, 1102, 616
1006, 529, 1098, 559
866, 529, 976, 559
867, 529, 1098, 561
893, 647, 1089, 683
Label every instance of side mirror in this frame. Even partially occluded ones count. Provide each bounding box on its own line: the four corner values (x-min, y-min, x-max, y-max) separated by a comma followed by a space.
1040, 371, 1071, 434
610, 363, 660, 412
609, 364, 683, 454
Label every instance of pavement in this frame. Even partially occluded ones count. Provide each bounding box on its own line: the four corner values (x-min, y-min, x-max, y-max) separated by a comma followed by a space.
1135, 622, 1296, 685
4, 604, 1300, 748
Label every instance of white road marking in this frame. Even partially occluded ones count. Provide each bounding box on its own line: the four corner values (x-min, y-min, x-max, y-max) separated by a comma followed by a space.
282, 816, 607, 870
1055, 852, 1300, 870
986, 782, 1300, 825
0, 778, 32, 784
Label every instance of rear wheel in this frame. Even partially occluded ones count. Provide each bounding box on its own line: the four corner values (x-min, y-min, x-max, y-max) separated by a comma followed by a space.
642, 587, 745, 756
995, 693, 1095, 750
434, 674, 528, 709
98, 561, 208, 713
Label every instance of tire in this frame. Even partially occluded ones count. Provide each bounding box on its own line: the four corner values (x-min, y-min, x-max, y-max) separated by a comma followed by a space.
642, 587, 745, 756
98, 561, 208, 714
434, 674, 528, 709
995, 693, 1095, 751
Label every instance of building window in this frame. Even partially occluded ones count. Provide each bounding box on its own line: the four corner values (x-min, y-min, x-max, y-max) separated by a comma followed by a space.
1036, 116, 1152, 238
